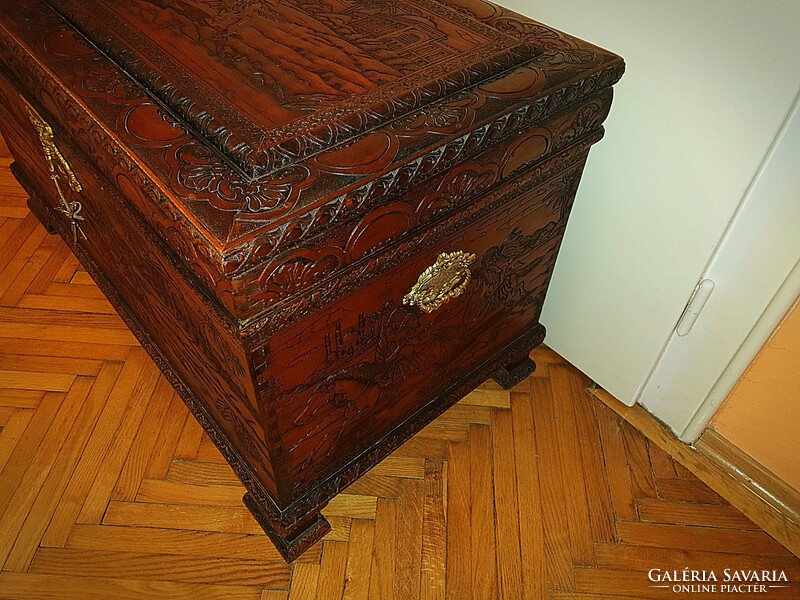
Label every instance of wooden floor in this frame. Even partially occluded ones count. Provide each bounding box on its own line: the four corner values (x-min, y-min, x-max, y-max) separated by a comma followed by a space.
1, 135, 799, 599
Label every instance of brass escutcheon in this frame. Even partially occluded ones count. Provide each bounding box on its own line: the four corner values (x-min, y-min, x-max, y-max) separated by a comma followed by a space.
23, 101, 85, 242
403, 250, 477, 314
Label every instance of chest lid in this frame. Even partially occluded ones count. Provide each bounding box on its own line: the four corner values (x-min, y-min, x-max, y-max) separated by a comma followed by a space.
44, 0, 539, 179
15, 0, 622, 321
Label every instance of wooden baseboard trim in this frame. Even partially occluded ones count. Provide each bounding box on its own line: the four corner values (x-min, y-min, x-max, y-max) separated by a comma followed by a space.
697, 428, 800, 525
588, 387, 800, 557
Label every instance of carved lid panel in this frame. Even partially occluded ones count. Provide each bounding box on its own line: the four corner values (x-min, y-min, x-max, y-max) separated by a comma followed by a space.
43, 0, 537, 179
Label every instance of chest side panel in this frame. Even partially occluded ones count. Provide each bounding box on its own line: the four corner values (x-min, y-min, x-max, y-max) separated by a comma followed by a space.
0, 74, 281, 500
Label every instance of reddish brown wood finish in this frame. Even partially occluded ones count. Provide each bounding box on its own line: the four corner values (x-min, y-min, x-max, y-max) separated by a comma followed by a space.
0, 0, 623, 561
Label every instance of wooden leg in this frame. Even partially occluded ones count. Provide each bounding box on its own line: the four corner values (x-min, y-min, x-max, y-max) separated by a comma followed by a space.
243, 492, 330, 563
492, 354, 536, 390
26, 193, 57, 234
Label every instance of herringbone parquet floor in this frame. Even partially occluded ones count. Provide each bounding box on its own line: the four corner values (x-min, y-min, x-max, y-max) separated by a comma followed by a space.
1, 133, 799, 599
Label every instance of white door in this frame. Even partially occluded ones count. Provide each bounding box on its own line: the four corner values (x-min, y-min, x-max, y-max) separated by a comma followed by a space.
497, 1, 800, 429
636, 95, 800, 440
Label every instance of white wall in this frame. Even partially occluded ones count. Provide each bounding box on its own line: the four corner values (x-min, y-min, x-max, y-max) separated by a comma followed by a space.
501, 0, 800, 404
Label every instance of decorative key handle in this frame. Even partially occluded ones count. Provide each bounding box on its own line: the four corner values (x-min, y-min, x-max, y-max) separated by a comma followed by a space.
24, 102, 86, 242
403, 250, 477, 314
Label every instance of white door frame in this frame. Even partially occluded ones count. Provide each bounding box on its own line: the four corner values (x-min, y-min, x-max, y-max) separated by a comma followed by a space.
680, 259, 800, 442
632, 87, 800, 441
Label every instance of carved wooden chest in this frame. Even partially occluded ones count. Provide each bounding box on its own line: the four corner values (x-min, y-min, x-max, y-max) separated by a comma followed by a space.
0, 0, 623, 560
